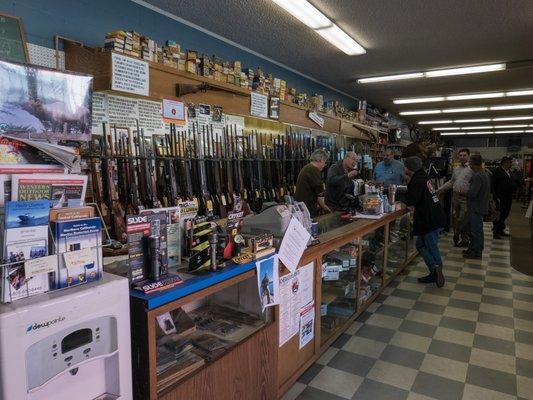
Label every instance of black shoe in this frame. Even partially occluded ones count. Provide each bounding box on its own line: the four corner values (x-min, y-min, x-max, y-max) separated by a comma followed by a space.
463, 252, 482, 260
434, 267, 445, 288
418, 272, 436, 284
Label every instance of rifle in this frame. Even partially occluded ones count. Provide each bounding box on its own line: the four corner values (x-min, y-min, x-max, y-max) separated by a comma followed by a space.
209, 125, 226, 218
176, 82, 241, 98
101, 123, 127, 243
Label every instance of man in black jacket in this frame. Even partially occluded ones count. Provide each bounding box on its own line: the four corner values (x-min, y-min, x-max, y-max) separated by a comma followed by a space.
404, 156, 445, 287
325, 152, 359, 211
492, 156, 516, 239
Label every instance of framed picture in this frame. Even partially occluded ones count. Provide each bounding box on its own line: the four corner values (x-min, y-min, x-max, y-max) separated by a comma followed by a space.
0, 13, 29, 64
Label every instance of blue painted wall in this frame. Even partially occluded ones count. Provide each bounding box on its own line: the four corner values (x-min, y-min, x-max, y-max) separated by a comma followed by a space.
1, 0, 358, 107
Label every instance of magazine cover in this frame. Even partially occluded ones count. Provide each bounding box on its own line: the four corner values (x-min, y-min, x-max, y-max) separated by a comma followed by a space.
0, 60, 92, 141
2, 199, 51, 302
11, 173, 87, 207
0, 136, 67, 167
52, 217, 103, 288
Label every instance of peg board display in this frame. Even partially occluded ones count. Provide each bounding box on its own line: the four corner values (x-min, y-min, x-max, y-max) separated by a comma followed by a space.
27, 43, 64, 69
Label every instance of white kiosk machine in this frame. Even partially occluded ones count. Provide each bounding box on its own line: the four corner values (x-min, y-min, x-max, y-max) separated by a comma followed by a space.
0, 272, 132, 400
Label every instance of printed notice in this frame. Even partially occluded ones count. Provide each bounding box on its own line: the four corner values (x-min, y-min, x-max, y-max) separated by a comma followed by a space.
24, 255, 58, 278
162, 98, 186, 124
111, 53, 149, 96
250, 92, 268, 118
278, 217, 311, 273
279, 270, 300, 347
299, 301, 315, 349
298, 262, 314, 308
91, 92, 108, 130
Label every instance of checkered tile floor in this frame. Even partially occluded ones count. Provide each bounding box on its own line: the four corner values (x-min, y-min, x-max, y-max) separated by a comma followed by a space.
282, 225, 533, 400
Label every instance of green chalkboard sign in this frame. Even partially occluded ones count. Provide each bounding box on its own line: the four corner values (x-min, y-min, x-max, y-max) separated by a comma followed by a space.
0, 13, 29, 63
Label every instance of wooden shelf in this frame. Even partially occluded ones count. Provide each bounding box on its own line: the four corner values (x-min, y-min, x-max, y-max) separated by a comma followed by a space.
64, 45, 381, 141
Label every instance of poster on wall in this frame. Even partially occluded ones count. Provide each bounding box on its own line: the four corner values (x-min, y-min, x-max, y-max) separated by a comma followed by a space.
111, 52, 149, 96
0, 60, 93, 141
250, 92, 268, 119
256, 254, 279, 312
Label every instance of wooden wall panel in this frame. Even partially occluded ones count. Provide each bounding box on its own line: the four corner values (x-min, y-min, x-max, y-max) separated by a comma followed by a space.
159, 322, 277, 400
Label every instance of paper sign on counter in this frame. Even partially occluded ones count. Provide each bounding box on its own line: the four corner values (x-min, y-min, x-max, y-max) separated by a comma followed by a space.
256, 254, 279, 312
299, 301, 315, 349
24, 255, 57, 278
278, 217, 311, 273
279, 270, 300, 347
298, 262, 314, 308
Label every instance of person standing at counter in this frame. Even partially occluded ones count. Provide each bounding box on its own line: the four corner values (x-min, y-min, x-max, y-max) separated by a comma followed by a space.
325, 151, 359, 211
404, 156, 445, 288
463, 154, 491, 259
373, 149, 406, 185
295, 149, 331, 217
436, 148, 473, 247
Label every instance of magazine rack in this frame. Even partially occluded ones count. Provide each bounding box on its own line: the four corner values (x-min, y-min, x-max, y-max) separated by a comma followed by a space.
0, 203, 109, 303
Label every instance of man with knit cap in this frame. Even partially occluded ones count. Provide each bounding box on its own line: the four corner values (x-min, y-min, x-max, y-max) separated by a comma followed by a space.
404, 156, 446, 287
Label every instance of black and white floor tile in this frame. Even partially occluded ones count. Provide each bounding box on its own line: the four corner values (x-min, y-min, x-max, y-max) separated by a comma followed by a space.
282, 225, 533, 400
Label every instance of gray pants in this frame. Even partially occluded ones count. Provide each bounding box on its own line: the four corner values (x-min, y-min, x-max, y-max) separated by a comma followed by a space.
467, 212, 484, 256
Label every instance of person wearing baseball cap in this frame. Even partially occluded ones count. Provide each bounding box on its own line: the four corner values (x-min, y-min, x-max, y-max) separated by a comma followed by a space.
403, 156, 446, 287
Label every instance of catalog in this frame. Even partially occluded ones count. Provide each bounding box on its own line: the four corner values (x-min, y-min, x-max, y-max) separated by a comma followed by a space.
2, 200, 51, 302
51, 217, 103, 288
11, 173, 88, 207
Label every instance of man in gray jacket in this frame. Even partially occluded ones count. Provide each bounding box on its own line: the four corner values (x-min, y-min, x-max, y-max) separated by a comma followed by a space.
463, 154, 491, 260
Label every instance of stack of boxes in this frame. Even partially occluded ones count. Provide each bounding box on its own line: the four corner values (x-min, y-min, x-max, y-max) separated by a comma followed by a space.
101, 29, 370, 121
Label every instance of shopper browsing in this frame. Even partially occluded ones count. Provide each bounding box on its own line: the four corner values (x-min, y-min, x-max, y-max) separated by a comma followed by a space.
463, 154, 491, 259
295, 149, 331, 217
403, 156, 445, 288
373, 149, 406, 185
437, 148, 473, 247
492, 156, 516, 239
325, 151, 359, 211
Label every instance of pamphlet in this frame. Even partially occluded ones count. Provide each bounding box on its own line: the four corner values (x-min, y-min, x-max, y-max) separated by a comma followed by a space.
299, 301, 315, 349
278, 217, 311, 273
2, 200, 51, 302
256, 254, 279, 312
11, 173, 88, 207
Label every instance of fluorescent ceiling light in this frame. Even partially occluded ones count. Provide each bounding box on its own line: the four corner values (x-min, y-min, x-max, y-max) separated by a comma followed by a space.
454, 118, 491, 123
466, 131, 497, 135
315, 24, 366, 55
495, 130, 524, 133
399, 110, 441, 115
418, 120, 452, 125
490, 104, 533, 110
271, 0, 331, 29
461, 126, 493, 130
425, 63, 505, 78
393, 96, 445, 104
446, 92, 504, 101
357, 73, 423, 84
494, 124, 528, 128
431, 127, 457, 131
507, 90, 533, 97
526, 130, 533, 133
493, 116, 533, 121
440, 132, 466, 136
443, 107, 488, 113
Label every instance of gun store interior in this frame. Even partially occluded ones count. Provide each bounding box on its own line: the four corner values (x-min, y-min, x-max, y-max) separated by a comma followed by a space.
1, 2, 532, 400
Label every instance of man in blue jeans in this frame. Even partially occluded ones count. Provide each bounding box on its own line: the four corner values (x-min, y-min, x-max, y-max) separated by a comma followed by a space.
404, 156, 446, 287
463, 154, 491, 259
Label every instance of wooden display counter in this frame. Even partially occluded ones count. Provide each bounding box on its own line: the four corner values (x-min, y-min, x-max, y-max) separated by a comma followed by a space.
277, 210, 417, 398
128, 209, 416, 399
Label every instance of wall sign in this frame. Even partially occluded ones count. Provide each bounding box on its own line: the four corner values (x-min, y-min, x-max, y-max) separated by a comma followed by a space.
111, 52, 149, 96
250, 92, 268, 119
308, 111, 325, 128
162, 98, 186, 125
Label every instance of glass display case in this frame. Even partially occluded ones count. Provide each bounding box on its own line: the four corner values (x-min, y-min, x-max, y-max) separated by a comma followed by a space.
358, 229, 385, 307
320, 241, 358, 344
385, 214, 410, 283
130, 264, 275, 400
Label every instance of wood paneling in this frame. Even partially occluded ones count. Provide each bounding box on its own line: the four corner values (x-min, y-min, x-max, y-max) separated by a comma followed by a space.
159, 322, 277, 400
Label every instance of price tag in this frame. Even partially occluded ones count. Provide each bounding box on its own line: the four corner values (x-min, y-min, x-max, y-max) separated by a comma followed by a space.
206, 200, 213, 211
220, 194, 227, 206
63, 248, 94, 270
24, 255, 58, 278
